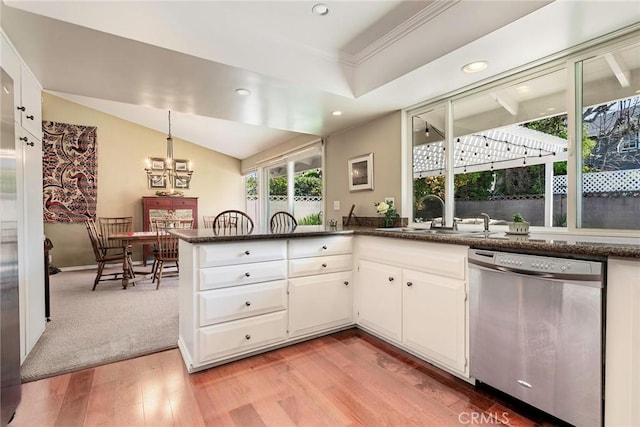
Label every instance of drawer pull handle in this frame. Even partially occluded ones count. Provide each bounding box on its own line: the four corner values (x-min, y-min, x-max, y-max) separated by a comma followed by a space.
245, 301, 251, 306
344, 281, 349, 286
17, 106, 25, 112
517, 380, 532, 389
244, 250, 250, 255
25, 141, 34, 147
245, 334, 251, 340
26, 115, 34, 120
321, 263, 327, 268
245, 272, 251, 277
322, 245, 327, 250
388, 277, 394, 282
407, 282, 413, 287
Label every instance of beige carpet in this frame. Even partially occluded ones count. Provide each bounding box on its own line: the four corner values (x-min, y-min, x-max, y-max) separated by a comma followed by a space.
20, 267, 179, 382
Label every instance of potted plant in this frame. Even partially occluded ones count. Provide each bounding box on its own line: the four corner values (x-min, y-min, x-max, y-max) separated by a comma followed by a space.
375, 200, 399, 228
508, 213, 530, 234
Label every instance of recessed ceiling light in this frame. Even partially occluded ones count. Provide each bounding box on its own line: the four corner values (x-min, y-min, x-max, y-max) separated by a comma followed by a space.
235, 88, 251, 96
332, 111, 343, 116
461, 61, 488, 74
312, 3, 329, 16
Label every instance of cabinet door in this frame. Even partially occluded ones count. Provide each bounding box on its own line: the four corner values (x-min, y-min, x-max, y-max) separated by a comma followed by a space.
289, 271, 353, 338
16, 129, 45, 358
1, 34, 21, 121
357, 259, 402, 342
19, 68, 42, 138
403, 268, 466, 374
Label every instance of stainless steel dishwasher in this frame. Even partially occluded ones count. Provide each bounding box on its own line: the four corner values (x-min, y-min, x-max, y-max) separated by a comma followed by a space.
468, 249, 604, 427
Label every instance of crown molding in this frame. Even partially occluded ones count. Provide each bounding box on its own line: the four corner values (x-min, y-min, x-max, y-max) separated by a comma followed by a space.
350, 0, 460, 67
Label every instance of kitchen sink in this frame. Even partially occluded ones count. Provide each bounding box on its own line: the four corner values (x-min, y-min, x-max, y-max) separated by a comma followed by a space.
375, 227, 496, 238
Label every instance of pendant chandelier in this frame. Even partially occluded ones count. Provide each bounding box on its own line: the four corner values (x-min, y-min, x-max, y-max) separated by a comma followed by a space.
144, 110, 194, 193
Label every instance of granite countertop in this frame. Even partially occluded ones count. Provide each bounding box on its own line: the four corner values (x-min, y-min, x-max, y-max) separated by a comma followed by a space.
169, 225, 640, 259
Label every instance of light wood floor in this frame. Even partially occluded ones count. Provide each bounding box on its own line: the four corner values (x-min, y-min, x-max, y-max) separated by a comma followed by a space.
11, 329, 565, 427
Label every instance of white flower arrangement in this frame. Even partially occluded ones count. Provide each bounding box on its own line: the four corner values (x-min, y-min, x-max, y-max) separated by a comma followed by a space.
375, 200, 398, 226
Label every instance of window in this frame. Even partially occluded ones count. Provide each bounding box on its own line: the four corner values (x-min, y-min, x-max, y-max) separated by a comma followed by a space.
409, 31, 640, 232
578, 41, 640, 230
250, 144, 324, 227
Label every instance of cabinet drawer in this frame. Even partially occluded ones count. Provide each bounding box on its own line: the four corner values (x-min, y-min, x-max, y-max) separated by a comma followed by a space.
199, 260, 286, 290
288, 236, 352, 259
288, 254, 353, 278
198, 311, 287, 363
199, 280, 287, 326
199, 240, 286, 268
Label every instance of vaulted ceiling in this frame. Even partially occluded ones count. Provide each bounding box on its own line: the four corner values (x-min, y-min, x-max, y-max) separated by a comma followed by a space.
2, 1, 638, 159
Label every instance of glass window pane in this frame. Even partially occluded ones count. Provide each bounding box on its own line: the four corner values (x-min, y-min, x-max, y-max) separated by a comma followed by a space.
293, 154, 323, 225
412, 107, 447, 225
580, 42, 640, 230
451, 69, 568, 227
244, 172, 258, 225
266, 163, 288, 222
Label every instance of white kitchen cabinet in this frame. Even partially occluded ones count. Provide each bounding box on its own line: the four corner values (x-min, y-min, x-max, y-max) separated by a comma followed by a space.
357, 259, 402, 342
15, 128, 45, 358
1, 33, 42, 138
178, 234, 354, 372
288, 271, 353, 338
179, 239, 288, 371
402, 268, 466, 373
605, 257, 640, 427
2, 32, 45, 362
355, 236, 469, 378
287, 235, 354, 338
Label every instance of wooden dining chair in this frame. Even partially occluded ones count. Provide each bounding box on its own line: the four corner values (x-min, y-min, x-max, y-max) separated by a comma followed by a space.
203, 215, 216, 229
151, 221, 182, 289
270, 211, 297, 233
98, 216, 133, 255
85, 219, 134, 290
212, 210, 254, 235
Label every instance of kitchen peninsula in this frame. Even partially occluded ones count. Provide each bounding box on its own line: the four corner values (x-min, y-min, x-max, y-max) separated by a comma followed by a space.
171, 225, 639, 426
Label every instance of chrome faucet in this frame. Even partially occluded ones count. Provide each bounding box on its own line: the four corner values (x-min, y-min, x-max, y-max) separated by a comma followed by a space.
419, 194, 453, 229
480, 212, 490, 232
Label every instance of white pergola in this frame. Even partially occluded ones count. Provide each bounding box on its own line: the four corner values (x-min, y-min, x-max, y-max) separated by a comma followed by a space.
413, 125, 568, 177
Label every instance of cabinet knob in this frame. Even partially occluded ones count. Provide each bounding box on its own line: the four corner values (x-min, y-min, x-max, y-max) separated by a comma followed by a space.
16, 106, 25, 112
19, 136, 27, 141
245, 334, 251, 340
26, 115, 34, 120
245, 272, 251, 277
245, 301, 251, 306
344, 281, 349, 286
407, 282, 413, 287
25, 141, 34, 147
321, 263, 327, 268
388, 277, 394, 282
244, 250, 250, 255
322, 245, 327, 250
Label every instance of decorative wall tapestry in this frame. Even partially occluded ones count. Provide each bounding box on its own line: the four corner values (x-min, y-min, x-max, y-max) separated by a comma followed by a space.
42, 121, 98, 222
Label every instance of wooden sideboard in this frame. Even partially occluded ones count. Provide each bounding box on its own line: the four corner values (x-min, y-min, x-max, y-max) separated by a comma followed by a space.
141, 196, 198, 262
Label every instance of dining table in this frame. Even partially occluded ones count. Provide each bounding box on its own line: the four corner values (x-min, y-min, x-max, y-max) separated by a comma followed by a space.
108, 231, 161, 289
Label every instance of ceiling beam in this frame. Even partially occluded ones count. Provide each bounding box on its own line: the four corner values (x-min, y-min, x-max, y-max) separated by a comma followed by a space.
489, 92, 518, 116
604, 52, 631, 87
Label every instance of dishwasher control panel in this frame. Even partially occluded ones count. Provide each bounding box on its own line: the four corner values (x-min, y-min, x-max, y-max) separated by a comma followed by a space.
470, 250, 602, 277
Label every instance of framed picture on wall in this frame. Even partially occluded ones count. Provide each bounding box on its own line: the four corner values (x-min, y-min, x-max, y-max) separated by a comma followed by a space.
148, 174, 166, 189
348, 152, 374, 191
